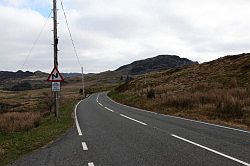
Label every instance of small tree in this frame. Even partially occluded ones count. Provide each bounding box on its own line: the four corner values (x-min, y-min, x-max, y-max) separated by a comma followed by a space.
11, 82, 32, 91
79, 88, 83, 95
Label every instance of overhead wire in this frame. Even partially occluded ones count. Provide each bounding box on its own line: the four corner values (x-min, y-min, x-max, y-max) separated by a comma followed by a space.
21, 10, 52, 69
59, 0, 82, 67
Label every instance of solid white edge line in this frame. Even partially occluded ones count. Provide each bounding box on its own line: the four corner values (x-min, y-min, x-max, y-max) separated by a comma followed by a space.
74, 100, 83, 136
106, 94, 250, 134
120, 114, 147, 126
164, 114, 250, 134
82, 142, 88, 151
171, 134, 250, 166
88, 162, 94, 166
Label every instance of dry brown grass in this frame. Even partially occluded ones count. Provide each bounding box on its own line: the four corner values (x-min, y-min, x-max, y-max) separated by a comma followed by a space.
158, 87, 250, 120
0, 112, 41, 132
111, 87, 250, 129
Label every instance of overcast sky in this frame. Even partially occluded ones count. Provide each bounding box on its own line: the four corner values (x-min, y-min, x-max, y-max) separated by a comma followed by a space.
0, 0, 250, 73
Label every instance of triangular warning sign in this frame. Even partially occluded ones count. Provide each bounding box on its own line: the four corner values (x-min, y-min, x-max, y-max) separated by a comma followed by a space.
47, 67, 64, 82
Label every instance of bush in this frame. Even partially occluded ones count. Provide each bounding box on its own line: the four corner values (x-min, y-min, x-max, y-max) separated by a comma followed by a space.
0, 112, 41, 132
147, 89, 155, 99
215, 96, 244, 119
10, 82, 32, 91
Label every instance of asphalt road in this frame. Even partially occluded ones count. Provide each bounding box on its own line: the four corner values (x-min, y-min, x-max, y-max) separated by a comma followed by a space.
9, 92, 250, 166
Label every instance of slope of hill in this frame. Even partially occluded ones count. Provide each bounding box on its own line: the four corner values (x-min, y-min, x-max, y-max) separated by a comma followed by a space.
116, 55, 198, 75
110, 53, 250, 130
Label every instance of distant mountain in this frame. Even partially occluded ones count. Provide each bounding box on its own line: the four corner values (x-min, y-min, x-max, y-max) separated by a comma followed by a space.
116, 55, 198, 75
0, 70, 34, 81
62, 73, 81, 78
0, 70, 49, 91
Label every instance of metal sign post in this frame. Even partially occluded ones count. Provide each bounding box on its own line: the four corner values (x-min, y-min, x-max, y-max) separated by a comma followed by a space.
47, 67, 64, 118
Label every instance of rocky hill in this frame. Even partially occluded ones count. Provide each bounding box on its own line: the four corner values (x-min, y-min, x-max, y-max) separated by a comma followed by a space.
116, 55, 198, 75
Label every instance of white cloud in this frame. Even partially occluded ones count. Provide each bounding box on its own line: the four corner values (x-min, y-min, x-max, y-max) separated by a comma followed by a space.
0, 0, 250, 73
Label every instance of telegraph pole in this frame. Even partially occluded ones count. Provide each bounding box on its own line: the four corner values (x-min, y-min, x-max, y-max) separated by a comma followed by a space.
53, 0, 59, 118
81, 67, 85, 99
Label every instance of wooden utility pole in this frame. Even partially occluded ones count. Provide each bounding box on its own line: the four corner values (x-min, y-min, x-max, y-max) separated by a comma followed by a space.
53, 0, 59, 118
81, 66, 85, 99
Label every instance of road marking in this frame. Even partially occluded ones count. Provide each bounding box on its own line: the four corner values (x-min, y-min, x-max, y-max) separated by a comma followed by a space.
120, 114, 147, 126
74, 100, 83, 136
81, 142, 88, 151
104, 106, 114, 112
88, 162, 94, 166
171, 134, 250, 166
165, 115, 250, 134
99, 102, 103, 107
106, 94, 250, 134
96, 94, 99, 102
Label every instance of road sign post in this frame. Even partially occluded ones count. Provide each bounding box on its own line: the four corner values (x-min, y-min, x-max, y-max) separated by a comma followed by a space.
47, 67, 64, 118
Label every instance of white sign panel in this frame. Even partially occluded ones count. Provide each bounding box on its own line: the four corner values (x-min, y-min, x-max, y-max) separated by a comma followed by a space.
52, 82, 60, 91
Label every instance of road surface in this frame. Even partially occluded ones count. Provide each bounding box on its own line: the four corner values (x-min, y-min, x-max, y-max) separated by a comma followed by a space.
9, 92, 250, 166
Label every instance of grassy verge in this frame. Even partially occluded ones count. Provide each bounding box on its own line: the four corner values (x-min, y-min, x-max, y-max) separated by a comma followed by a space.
0, 99, 77, 166
108, 90, 250, 131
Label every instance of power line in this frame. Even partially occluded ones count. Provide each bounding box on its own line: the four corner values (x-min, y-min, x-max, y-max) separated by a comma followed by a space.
21, 10, 52, 69
59, 0, 82, 67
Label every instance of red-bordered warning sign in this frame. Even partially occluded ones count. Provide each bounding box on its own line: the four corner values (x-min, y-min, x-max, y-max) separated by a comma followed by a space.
47, 67, 64, 82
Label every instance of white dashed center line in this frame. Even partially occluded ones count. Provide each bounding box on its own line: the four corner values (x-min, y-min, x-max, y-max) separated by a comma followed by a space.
104, 106, 115, 112
120, 114, 147, 126
82, 142, 88, 151
88, 162, 95, 166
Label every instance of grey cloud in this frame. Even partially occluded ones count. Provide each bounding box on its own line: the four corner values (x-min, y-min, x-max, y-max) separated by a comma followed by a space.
1, 0, 250, 72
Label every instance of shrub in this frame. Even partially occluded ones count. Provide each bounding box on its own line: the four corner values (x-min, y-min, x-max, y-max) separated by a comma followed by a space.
147, 89, 155, 99
215, 96, 244, 119
0, 112, 41, 132
10, 82, 32, 91
79, 88, 83, 95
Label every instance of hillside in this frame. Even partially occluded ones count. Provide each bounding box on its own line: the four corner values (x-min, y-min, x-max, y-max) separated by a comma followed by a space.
116, 55, 198, 75
110, 53, 250, 130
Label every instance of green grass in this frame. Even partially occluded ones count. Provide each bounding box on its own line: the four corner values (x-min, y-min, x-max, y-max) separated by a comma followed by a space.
0, 100, 77, 166
108, 90, 137, 103
108, 90, 143, 110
